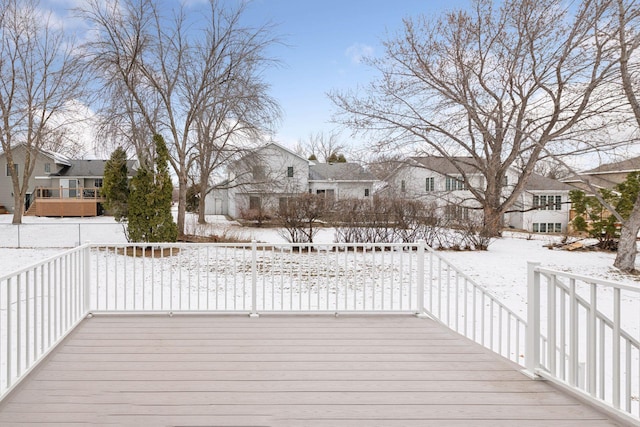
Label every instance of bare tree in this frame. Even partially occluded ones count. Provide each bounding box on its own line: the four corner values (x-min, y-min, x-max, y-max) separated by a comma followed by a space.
298, 131, 346, 162
0, 0, 86, 224
331, 0, 621, 237
81, 0, 280, 236
190, 4, 281, 224
611, 0, 640, 272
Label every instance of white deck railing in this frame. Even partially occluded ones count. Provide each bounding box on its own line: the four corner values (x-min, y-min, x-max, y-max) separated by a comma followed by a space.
0, 245, 90, 400
1, 241, 638, 424
424, 246, 527, 366
89, 242, 424, 314
527, 262, 640, 423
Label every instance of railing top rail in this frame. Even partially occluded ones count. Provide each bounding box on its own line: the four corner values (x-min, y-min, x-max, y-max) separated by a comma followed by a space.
536, 265, 640, 293
0, 243, 90, 282
90, 241, 423, 249
424, 245, 527, 324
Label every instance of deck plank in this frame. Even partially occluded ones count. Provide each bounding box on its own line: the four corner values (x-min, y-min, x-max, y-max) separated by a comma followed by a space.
0, 314, 624, 426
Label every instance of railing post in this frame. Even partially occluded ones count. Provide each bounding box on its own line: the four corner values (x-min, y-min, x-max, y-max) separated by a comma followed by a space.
249, 240, 258, 318
415, 240, 428, 318
83, 242, 91, 315
525, 261, 541, 376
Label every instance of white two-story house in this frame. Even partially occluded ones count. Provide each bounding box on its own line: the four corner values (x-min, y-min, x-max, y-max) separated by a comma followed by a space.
381, 156, 572, 233
206, 142, 377, 218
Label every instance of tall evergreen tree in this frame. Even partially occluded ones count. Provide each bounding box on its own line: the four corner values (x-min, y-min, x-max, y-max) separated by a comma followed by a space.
127, 135, 177, 243
102, 147, 129, 221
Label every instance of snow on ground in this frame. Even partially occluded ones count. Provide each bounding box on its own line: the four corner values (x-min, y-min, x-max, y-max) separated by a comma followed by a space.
1, 211, 638, 323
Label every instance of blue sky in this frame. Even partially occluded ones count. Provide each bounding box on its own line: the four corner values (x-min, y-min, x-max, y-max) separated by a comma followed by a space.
237, 0, 471, 150
42, 0, 471, 153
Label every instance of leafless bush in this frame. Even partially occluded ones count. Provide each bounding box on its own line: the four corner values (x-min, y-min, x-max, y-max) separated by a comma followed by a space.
330, 197, 492, 250
276, 193, 327, 243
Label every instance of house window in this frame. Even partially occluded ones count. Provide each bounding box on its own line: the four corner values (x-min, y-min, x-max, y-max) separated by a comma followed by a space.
44, 163, 51, 173
287, 166, 294, 177
401, 180, 406, 193
445, 205, 469, 221
94, 178, 103, 188
364, 188, 370, 197
252, 166, 265, 180
533, 223, 562, 233
502, 176, 508, 186
249, 196, 261, 210
445, 175, 465, 191
534, 194, 562, 210
425, 177, 434, 192
6, 163, 17, 176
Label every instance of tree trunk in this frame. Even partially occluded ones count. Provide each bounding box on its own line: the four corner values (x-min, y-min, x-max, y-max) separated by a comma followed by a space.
177, 173, 188, 238
614, 192, 640, 272
11, 192, 23, 224
482, 206, 503, 238
198, 179, 207, 224
197, 194, 206, 224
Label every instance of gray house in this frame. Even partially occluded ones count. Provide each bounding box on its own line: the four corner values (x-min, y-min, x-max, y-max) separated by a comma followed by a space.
1, 145, 136, 217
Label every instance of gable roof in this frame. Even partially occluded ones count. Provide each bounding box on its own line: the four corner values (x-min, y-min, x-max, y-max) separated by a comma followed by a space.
0, 144, 71, 166
410, 156, 482, 175
51, 159, 137, 177
524, 173, 573, 191
580, 156, 640, 175
260, 141, 309, 163
310, 163, 376, 181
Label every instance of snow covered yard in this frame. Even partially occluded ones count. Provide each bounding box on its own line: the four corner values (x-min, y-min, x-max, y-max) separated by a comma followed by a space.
0, 212, 638, 304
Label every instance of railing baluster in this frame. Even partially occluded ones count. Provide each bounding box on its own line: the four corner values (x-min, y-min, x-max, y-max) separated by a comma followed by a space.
613, 287, 621, 408
588, 283, 597, 396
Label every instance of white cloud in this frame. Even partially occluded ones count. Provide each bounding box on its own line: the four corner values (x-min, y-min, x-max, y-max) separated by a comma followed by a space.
345, 43, 374, 64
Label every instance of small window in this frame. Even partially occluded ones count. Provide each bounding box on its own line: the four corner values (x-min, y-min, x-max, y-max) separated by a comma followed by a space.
555, 223, 562, 233
287, 166, 294, 178
94, 178, 103, 188
425, 177, 434, 192
6, 163, 17, 176
364, 188, 370, 197
533, 195, 540, 208
539, 223, 547, 233
555, 195, 562, 210
533, 223, 539, 233
44, 163, 51, 173
502, 176, 508, 186
539, 195, 547, 210
401, 180, 406, 193
249, 196, 261, 210
252, 166, 265, 180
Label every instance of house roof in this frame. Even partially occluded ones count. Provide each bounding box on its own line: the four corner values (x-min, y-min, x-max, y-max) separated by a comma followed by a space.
0, 144, 71, 166
410, 156, 482, 175
524, 173, 573, 191
51, 159, 137, 177
309, 163, 376, 181
580, 156, 640, 175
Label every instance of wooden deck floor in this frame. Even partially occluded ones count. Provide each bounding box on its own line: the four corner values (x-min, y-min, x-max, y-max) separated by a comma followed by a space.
0, 314, 625, 426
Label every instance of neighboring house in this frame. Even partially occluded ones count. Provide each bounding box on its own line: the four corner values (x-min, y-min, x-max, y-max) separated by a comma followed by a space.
0, 144, 71, 214
224, 142, 310, 218
381, 156, 572, 233
1, 145, 137, 217
561, 156, 640, 191
505, 174, 573, 234
309, 162, 376, 201
205, 142, 377, 218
